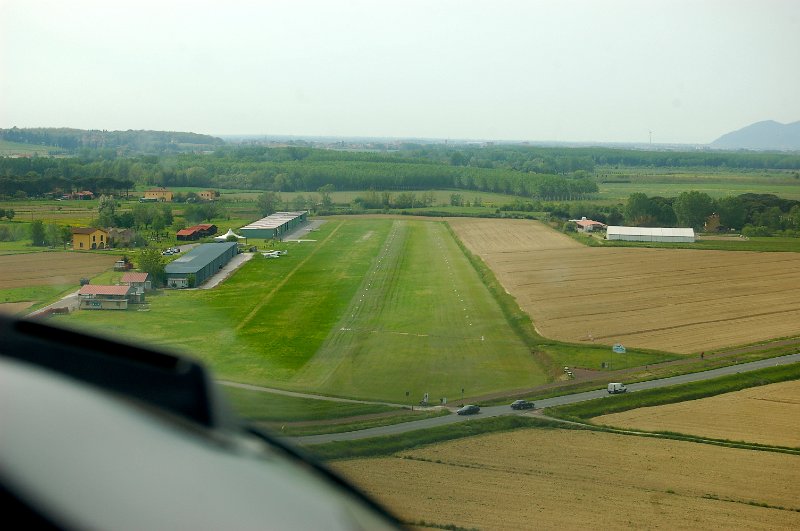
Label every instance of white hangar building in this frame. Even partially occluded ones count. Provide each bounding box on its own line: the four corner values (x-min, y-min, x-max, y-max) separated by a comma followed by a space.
606, 226, 695, 243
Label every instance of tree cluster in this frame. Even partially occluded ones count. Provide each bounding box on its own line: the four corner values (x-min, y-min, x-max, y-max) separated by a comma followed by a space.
622, 192, 800, 233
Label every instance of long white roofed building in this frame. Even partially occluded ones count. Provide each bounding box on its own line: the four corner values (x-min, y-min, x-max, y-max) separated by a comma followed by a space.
239, 211, 308, 239
606, 226, 695, 243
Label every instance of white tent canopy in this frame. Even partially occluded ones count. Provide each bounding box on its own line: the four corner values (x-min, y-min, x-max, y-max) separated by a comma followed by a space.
214, 228, 245, 241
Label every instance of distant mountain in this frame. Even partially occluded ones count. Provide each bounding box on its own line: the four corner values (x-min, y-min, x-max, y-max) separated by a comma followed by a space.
711, 120, 800, 151
0, 127, 224, 154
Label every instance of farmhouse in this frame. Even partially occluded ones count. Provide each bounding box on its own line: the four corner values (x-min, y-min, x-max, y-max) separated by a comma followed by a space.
64, 190, 95, 200
71, 227, 109, 250
107, 228, 134, 247
164, 242, 238, 288
121, 272, 151, 302
571, 217, 607, 232
78, 284, 132, 310
143, 187, 174, 202
239, 211, 308, 239
176, 223, 218, 241
606, 226, 695, 243
198, 190, 217, 201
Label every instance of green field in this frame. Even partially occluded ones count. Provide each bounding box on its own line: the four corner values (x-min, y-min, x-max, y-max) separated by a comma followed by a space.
0, 140, 61, 156
54, 218, 546, 402
596, 169, 800, 201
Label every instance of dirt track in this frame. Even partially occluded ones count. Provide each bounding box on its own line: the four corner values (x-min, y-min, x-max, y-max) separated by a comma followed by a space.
448, 218, 800, 353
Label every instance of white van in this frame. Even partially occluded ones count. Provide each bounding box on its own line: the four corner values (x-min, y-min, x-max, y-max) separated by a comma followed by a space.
607, 382, 627, 394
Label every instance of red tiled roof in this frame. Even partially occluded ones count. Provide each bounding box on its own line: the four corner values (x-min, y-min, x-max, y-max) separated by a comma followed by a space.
79, 285, 132, 296
177, 228, 199, 236
576, 219, 606, 228
121, 272, 149, 283
195, 224, 215, 230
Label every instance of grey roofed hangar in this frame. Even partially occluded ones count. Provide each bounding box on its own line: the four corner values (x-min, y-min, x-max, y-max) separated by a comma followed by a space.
164, 242, 238, 288
239, 211, 308, 239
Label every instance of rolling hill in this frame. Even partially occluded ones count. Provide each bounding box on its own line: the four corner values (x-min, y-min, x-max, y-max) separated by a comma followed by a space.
711, 120, 800, 151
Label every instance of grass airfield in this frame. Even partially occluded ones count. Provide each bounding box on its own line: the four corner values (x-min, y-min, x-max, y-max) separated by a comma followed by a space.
58, 218, 545, 402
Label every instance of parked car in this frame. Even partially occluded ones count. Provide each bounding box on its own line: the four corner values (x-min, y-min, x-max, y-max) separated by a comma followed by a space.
456, 404, 480, 415
510, 399, 535, 410
607, 382, 628, 394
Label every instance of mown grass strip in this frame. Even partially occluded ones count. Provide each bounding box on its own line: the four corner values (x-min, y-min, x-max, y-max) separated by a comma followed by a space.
235, 220, 343, 332
220, 385, 397, 422
546, 363, 800, 421
445, 222, 541, 347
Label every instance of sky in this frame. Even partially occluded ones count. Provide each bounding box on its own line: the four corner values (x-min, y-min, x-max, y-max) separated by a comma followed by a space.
1, 0, 799, 144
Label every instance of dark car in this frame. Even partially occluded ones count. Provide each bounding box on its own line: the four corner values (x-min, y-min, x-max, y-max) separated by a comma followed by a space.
456, 404, 480, 415
510, 399, 535, 410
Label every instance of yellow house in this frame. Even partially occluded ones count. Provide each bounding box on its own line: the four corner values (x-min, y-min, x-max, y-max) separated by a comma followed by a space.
143, 187, 174, 202
198, 190, 216, 201
72, 227, 109, 250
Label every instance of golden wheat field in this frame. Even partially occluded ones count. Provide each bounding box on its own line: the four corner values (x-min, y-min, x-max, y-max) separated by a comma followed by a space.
594, 380, 800, 447
0, 252, 121, 290
335, 428, 800, 530
448, 218, 800, 354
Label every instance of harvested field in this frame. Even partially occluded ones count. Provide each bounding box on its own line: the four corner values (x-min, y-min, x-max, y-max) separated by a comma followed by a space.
0, 252, 121, 290
595, 379, 800, 447
335, 428, 800, 530
448, 218, 800, 353
0, 301, 34, 315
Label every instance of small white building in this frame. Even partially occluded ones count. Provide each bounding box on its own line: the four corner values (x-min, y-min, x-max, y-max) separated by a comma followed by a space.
606, 226, 695, 243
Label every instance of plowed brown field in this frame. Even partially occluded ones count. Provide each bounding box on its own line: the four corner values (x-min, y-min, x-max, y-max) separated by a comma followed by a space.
335, 429, 800, 530
448, 218, 800, 353
595, 380, 800, 447
0, 252, 120, 289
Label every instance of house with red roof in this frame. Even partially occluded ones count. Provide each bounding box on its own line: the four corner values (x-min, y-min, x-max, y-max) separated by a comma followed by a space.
176, 224, 218, 241
78, 285, 133, 310
571, 217, 607, 233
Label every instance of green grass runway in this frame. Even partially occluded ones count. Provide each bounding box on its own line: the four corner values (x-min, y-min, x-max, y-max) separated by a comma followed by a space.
57, 218, 546, 402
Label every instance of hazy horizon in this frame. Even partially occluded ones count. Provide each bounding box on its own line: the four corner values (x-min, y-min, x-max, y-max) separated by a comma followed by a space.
2, 0, 799, 145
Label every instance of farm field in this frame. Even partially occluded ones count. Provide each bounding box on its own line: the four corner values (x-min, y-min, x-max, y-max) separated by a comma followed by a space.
594, 379, 800, 447
0, 251, 121, 290
449, 218, 800, 354
335, 428, 800, 530
597, 179, 800, 201
52, 218, 545, 401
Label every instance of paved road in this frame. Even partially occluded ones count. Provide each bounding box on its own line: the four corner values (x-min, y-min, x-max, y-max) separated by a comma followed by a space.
291, 352, 800, 445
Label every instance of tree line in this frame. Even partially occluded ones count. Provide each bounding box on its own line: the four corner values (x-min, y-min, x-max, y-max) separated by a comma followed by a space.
1, 127, 223, 154
1, 147, 598, 201
4, 144, 799, 206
